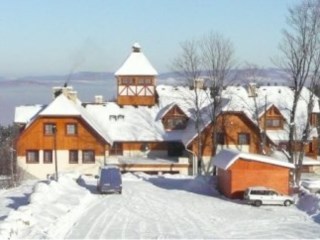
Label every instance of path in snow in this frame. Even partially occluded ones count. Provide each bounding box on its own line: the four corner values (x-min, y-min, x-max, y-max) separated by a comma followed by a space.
66, 175, 320, 239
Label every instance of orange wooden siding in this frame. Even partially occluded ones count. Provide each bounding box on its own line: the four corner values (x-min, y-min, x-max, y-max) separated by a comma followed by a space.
259, 105, 285, 130
17, 117, 108, 156
190, 124, 214, 157
217, 158, 291, 199
121, 142, 168, 151
116, 75, 156, 106
191, 112, 263, 157
117, 95, 156, 106
216, 113, 262, 153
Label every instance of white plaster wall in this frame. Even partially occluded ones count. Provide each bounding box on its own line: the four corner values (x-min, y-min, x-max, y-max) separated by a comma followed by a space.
122, 150, 168, 158
18, 150, 105, 179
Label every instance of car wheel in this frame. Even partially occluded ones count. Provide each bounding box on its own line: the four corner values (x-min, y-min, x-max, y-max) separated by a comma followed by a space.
284, 200, 292, 206
254, 200, 262, 207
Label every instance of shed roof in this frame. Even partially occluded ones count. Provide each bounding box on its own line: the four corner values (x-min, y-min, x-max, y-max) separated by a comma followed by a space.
213, 149, 295, 170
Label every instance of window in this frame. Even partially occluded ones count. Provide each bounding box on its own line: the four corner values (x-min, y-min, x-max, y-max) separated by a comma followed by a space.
166, 118, 187, 130
26, 150, 39, 163
266, 119, 281, 128
66, 123, 77, 135
82, 150, 95, 163
215, 132, 225, 145
110, 143, 123, 155
238, 133, 250, 145
44, 123, 56, 135
137, 79, 145, 84
43, 150, 53, 164
137, 79, 152, 85
121, 78, 133, 85
69, 150, 79, 164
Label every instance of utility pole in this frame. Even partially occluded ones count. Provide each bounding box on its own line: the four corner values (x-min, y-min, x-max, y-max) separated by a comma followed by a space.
53, 125, 58, 181
9, 147, 16, 187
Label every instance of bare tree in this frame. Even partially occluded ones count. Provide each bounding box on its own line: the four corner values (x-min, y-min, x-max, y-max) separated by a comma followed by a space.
173, 39, 203, 174
173, 33, 236, 174
236, 64, 267, 154
0, 124, 20, 187
199, 32, 235, 173
276, 0, 320, 184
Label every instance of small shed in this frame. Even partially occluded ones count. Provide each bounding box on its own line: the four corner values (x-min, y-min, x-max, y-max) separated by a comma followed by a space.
213, 149, 295, 199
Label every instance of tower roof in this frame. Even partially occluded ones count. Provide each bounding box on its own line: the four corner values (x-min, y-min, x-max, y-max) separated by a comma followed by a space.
115, 43, 158, 76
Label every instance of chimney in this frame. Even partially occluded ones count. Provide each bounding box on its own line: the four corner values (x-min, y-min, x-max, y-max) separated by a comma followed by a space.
95, 95, 104, 104
194, 78, 204, 89
67, 90, 78, 102
52, 86, 77, 102
248, 82, 257, 97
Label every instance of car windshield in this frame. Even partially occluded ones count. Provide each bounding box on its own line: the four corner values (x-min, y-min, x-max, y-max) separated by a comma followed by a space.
100, 169, 120, 182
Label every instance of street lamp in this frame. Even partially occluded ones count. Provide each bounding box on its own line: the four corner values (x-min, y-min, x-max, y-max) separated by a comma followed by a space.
52, 125, 58, 181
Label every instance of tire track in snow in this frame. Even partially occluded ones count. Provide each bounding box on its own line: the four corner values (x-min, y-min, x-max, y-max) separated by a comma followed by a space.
65, 178, 320, 239
66, 196, 108, 238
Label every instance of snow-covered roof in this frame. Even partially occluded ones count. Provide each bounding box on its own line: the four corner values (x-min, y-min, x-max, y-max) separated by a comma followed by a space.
14, 85, 214, 146
213, 149, 295, 169
85, 103, 165, 142
115, 43, 158, 76
222, 85, 319, 139
15, 92, 113, 145
39, 94, 81, 116
15, 104, 45, 124
14, 84, 318, 148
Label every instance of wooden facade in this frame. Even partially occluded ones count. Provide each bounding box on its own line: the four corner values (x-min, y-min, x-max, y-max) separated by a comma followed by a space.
259, 105, 285, 130
214, 112, 262, 153
161, 105, 189, 131
116, 75, 156, 106
259, 105, 318, 160
16, 116, 109, 178
217, 158, 292, 199
17, 116, 108, 156
188, 111, 271, 172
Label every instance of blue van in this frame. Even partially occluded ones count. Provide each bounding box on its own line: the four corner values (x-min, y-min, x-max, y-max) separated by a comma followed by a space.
97, 165, 122, 194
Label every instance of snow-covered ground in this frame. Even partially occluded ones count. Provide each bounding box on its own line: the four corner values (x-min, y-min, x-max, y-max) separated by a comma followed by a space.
0, 172, 319, 239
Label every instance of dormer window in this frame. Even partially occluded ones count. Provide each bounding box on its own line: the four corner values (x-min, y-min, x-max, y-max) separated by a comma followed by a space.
259, 105, 284, 130
161, 104, 189, 131
266, 119, 281, 128
165, 117, 188, 130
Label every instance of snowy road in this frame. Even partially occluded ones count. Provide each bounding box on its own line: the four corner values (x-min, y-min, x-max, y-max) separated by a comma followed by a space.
66, 174, 320, 239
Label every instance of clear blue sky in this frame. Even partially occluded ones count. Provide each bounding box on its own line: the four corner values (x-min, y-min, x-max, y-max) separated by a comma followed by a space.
0, 0, 298, 78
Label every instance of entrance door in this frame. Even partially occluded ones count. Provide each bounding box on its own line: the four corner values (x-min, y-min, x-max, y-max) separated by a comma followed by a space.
167, 142, 184, 157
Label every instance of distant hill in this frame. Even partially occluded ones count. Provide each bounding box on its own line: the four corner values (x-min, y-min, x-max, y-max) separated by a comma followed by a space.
158, 68, 290, 86
0, 68, 291, 87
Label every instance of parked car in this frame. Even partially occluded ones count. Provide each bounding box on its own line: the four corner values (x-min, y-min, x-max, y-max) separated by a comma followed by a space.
301, 179, 320, 194
244, 186, 294, 207
97, 165, 122, 194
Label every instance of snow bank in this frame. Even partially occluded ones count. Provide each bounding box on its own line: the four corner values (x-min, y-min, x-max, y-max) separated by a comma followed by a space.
0, 174, 93, 239
297, 187, 320, 224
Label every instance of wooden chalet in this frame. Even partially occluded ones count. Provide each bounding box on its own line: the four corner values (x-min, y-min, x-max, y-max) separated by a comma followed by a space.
14, 43, 320, 179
